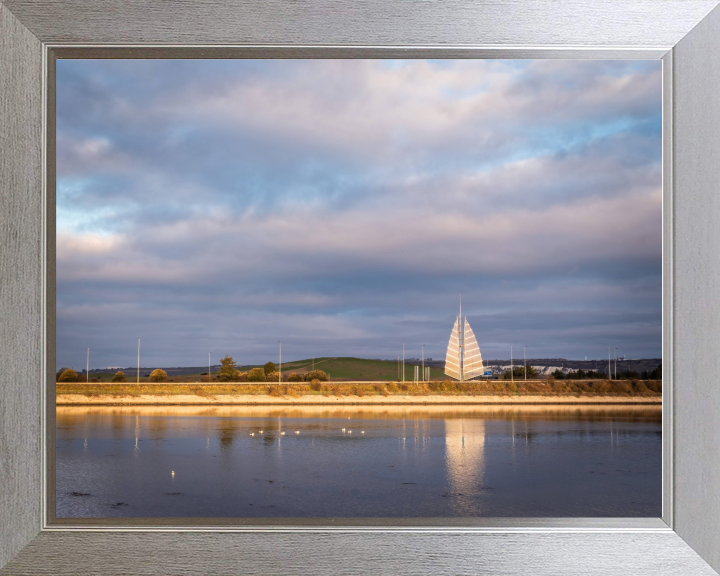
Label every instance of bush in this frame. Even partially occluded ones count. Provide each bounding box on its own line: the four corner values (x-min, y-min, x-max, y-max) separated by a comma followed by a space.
263, 362, 277, 376
506, 381, 517, 393
58, 368, 79, 382
247, 367, 267, 382
304, 370, 328, 382
111, 371, 127, 382
266, 371, 281, 382
149, 369, 167, 382
309, 379, 322, 391
56, 367, 71, 381
287, 373, 302, 382
236, 371, 248, 382
387, 382, 398, 393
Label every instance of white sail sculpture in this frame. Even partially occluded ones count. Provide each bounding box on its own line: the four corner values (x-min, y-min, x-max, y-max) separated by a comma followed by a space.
445, 299, 484, 381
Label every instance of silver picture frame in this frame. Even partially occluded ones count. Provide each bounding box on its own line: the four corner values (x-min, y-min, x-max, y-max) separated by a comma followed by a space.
1, 1, 719, 573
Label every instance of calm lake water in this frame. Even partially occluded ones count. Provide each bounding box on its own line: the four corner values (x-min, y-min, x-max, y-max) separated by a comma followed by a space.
56, 405, 662, 518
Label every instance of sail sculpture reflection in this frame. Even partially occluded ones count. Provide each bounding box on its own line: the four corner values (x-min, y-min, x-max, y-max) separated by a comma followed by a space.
445, 300, 484, 381
444, 418, 486, 516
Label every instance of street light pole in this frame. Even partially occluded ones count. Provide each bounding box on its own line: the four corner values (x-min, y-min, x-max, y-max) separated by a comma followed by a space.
511, 344, 513, 383
615, 347, 617, 380
86, 348, 89, 383
402, 344, 405, 384
279, 341, 282, 384
208, 352, 211, 382
422, 345, 425, 382
137, 339, 140, 384
524, 345, 527, 381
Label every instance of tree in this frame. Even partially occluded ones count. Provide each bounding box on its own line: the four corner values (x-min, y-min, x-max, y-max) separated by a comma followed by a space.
287, 373, 302, 382
58, 368, 78, 382
247, 367, 267, 382
304, 370, 328, 382
550, 369, 565, 380
112, 371, 127, 382
502, 365, 539, 380
267, 371, 281, 382
263, 362, 277, 376
649, 363, 662, 380
216, 355, 239, 382
149, 369, 167, 382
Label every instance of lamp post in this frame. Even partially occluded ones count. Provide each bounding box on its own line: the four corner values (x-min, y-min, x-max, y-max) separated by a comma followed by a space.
137, 339, 140, 384
524, 345, 527, 380
86, 348, 89, 383
615, 347, 618, 380
208, 352, 211, 382
422, 345, 425, 382
402, 344, 405, 384
511, 344, 514, 383
279, 341, 282, 384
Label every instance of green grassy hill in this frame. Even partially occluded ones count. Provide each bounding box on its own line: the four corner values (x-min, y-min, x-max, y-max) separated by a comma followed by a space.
65, 357, 447, 383
282, 357, 446, 381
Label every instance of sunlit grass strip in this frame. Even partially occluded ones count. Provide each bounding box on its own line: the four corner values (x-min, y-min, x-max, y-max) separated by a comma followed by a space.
56, 380, 662, 398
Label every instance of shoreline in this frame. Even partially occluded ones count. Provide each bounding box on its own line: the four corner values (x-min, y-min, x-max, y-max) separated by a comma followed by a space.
56, 394, 662, 406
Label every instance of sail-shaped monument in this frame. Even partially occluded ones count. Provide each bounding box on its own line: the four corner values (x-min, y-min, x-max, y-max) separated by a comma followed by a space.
445, 298, 484, 381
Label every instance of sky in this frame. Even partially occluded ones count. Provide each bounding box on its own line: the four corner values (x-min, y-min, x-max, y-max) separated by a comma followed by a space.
56, 59, 662, 370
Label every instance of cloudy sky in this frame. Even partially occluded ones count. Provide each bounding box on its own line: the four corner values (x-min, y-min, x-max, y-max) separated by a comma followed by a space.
56, 59, 662, 370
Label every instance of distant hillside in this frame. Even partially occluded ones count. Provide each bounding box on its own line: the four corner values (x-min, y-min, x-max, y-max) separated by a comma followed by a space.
483, 358, 662, 376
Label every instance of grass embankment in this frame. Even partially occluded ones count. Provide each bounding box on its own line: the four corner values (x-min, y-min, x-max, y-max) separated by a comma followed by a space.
77, 357, 446, 383
56, 379, 662, 399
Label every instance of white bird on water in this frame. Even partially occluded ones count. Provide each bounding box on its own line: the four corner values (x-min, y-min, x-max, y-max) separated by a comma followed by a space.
361, 431, 365, 434
280, 431, 286, 436
250, 433, 255, 436
341, 428, 346, 432
348, 430, 352, 434
295, 431, 300, 434
259, 430, 264, 434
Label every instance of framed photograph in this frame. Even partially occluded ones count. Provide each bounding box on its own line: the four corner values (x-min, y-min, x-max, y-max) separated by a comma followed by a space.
2, 1, 720, 574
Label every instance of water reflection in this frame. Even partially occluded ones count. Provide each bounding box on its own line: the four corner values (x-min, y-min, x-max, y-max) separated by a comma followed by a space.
444, 419, 486, 515
56, 405, 661, 518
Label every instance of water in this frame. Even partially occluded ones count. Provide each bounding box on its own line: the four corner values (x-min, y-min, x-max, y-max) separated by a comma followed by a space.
56, 405, 662, 518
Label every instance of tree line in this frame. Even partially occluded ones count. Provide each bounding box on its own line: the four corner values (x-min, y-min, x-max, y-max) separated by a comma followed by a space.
56, 355, 329, 384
